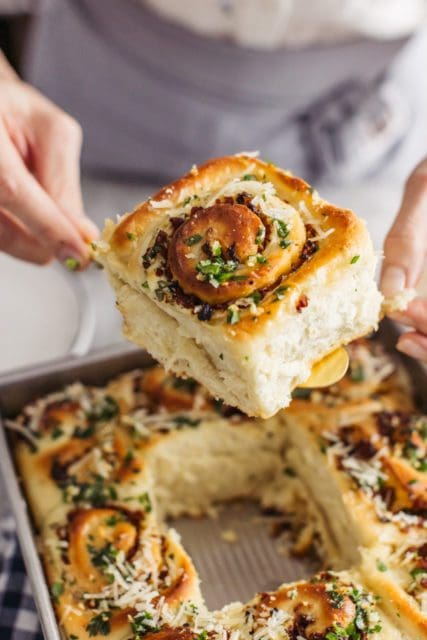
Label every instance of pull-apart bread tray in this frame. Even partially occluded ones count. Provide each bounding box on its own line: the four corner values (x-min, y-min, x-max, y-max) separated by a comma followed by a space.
0, 327, 426, 640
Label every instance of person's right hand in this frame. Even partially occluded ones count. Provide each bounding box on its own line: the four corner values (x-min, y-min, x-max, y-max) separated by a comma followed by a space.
381, 157, 427, 362
0, 53, 98, 268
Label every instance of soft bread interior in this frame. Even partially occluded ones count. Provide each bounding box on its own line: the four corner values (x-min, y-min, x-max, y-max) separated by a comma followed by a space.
111, 251, 382, 417
143, 417, 286, 519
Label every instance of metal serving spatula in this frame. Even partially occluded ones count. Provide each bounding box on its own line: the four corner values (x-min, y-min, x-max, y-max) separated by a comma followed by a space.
298, 346, 350, 389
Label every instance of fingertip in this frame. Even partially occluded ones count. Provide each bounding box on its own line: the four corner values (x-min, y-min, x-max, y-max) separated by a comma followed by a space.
57, 242, 92, 271
387, 310, 414, 327
77, 216, 100, 242
396, 331, 427, 362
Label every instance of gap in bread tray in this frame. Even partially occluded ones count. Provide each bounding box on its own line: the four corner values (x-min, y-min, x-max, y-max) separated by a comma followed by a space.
170, 500, 320, 610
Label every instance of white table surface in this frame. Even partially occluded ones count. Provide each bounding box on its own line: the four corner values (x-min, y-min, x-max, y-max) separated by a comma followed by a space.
0, 173, 412, 376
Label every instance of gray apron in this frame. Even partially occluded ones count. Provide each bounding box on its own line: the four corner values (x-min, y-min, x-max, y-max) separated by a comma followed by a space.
23, 0, 427, 183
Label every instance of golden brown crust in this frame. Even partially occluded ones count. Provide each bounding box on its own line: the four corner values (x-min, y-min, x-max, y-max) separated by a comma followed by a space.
67, 507, 139, 592
43, 504, 200, 640
244, 571, 383, 639
98, 154, 369, 341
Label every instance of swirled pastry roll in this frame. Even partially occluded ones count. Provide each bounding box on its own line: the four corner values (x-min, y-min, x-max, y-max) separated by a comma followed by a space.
109, 570, 400, 640
361, 538, 427, 639
281, 407, 427, 565
12, 384, 125, 527
42, 505, 202, 640
217, 570, 402, 640
94, 154, 384, 417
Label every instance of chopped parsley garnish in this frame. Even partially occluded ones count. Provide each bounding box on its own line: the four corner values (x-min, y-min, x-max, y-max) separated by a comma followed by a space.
64, 474, 118, 507
249, 291, 262, 304
131, 611, 159, 639
196, 256, 240, 286
256, 255, 268, 264
419, 419, 427, 441
274, 285, 289, 301
86, 396, 119, 424
154, 280, 171, 301
242, 174, 257, 181
210, 239, 222, 257
326, 586, 382, 639
410, 566, 427, 579
307, 186, 315, 194
86, 611, 112, 637
350, 255, 360, 264
327, 588, 345, 609
283, 466, 296, 477
255, 226, 265, 245
376, 560, 388, 572
274, 219, 290, 240
105, 513, 124, 526
143, 243, 162, 265
350, 364, 365, 383
141, 281, 149, 289
50, 581, 64, 602
280, 239, 292, 249
197, 632, 208, 640
227, 307, 240, 325
124, 450, 135, 466
182, 196, 192, 207
292, 388, 312, 400
172, 377, 197, 392
172, 415, 201, 428
51, 425, 64, 440
126, 232, 136, 241
185, 233, 203, 246
87, 542, 119, 569
402, 439, 426, 471
72, 424, 95, 439
64, 257, 80, 271
138, 492, 152, 513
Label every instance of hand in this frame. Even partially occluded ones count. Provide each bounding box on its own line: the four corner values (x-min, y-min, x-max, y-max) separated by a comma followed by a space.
381, 157, 427, 362
0, 52, 98, 268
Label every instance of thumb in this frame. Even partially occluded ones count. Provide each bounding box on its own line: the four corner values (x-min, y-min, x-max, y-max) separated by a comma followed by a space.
381, 157, 427, 297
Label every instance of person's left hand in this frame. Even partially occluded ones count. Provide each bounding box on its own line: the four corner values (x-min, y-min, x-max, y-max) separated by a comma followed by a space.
380, 157, 427, 362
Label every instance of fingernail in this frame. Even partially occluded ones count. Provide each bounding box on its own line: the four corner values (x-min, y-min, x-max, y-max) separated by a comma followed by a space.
381, 265, 406, 297
396, 336, 426, 360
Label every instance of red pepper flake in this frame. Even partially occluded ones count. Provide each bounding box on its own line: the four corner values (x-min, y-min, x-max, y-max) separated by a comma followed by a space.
296, 294, 308, 313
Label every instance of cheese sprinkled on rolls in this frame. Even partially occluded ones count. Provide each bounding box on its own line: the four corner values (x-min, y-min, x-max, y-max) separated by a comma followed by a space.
11, 338, 426, 640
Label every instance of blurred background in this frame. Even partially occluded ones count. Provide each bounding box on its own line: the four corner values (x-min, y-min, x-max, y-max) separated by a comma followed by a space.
1, 0, 427, 374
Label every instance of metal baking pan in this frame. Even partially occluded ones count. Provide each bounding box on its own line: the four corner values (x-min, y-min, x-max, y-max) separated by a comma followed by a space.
0, 321, 425, 639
